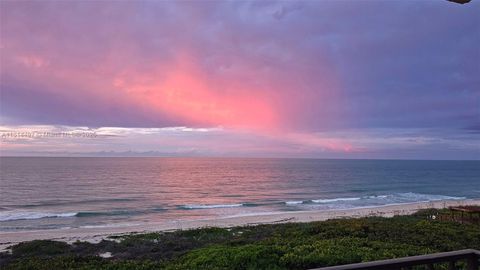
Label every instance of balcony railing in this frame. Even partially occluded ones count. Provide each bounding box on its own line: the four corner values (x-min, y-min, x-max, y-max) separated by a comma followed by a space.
312, 249, 479, 270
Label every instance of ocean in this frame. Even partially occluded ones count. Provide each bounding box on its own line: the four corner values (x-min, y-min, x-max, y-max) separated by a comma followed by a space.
0, 157, 478, 232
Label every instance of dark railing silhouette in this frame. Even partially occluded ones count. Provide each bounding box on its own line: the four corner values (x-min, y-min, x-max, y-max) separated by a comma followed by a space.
312, 249, 479, 270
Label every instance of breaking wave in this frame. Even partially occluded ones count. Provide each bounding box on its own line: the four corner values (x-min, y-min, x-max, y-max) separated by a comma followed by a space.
0, 211, 78, 222
283, 193, 465, 207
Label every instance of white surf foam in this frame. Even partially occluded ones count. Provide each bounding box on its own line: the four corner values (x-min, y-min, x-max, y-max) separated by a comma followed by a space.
181, 203, 244, 209
285, 201, 303, 205
387, 192, 465, 202
312, 197, 361, 203
288, 193, 465, 208
366, 195, 388, 199
0, 211, 78, 221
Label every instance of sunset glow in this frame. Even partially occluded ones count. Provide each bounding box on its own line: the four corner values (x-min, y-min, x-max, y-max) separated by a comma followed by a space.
113, 54, 279, 130
0, 1, 478, 159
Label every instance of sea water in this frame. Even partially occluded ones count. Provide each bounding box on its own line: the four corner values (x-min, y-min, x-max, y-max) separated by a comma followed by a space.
0, 157, 478, 232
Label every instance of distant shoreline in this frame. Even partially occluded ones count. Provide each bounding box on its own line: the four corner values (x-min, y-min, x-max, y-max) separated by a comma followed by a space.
1, 198, 479, 252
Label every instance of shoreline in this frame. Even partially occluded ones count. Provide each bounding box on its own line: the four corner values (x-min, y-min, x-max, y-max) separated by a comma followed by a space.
1, 198, 479, 252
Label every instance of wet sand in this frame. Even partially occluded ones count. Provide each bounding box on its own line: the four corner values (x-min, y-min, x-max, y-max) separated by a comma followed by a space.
1, 199, 478, 252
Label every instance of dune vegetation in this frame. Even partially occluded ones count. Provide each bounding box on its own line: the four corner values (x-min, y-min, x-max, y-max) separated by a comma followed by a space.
1, 209, 479, 270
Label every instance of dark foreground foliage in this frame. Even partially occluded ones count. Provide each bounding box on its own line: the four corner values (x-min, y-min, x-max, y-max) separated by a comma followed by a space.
1, 209, 479, 270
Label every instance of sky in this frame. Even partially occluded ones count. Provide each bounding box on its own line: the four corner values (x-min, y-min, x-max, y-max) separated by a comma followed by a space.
0, 0, 479, 159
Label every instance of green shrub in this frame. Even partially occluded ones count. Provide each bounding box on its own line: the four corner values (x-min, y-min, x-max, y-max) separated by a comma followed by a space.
169, 244, 285, 270
2, 211, 479, 270
10, 240, 71, 257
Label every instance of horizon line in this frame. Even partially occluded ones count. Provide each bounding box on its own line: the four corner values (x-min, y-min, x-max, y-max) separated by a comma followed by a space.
1, 155, 479, 162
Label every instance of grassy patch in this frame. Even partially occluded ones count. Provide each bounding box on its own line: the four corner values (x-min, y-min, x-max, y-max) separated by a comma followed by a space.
1, 209, 479, 270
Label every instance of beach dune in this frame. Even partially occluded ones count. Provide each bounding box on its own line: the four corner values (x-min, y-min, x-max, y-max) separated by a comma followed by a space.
1, 198, 478, 252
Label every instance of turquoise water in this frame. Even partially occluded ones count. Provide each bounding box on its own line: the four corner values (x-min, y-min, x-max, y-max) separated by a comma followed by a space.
0, 157, 478, 232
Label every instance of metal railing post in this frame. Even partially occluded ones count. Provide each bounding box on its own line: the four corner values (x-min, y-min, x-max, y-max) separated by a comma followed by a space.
466, 254, 479, 270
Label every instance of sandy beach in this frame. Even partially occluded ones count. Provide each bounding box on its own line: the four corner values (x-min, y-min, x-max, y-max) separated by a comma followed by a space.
1, 198, 478, 252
